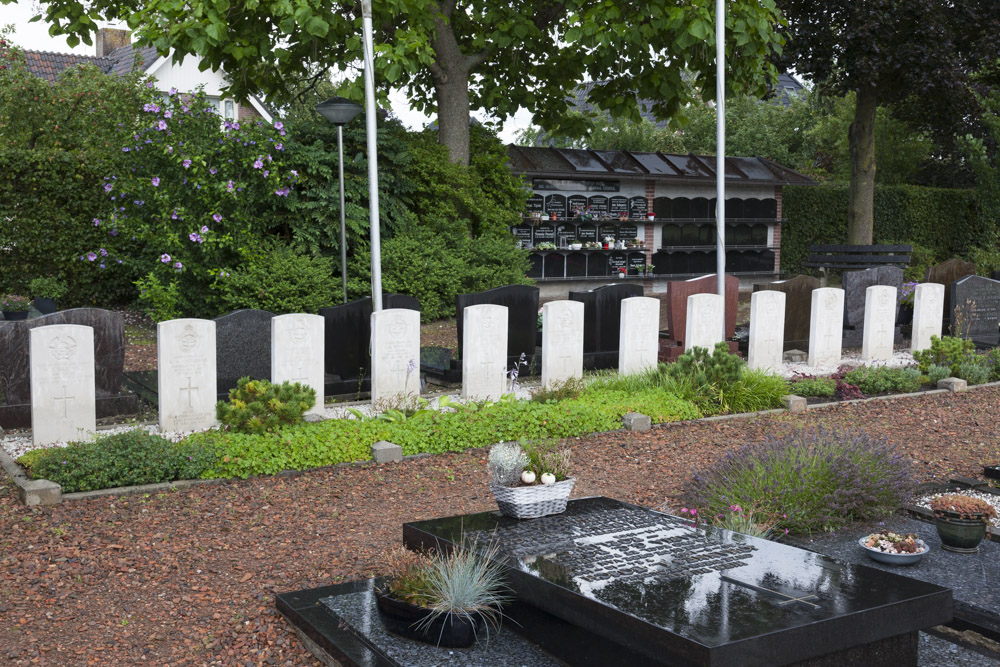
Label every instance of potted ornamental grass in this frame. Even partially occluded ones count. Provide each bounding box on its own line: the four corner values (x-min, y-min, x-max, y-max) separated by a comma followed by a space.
0, 294, 31, 320
375, 542, 511, 648
929, 493, 997, 553
488, 440, 574, 519
29, 276, 68, 315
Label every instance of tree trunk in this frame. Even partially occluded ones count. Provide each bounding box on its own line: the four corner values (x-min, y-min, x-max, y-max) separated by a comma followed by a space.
847, 85, 877, 245
435, 74, 471, 166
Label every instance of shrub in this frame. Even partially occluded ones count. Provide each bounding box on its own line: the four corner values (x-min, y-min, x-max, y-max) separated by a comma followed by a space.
955, 355, 993, 385
216, 377, 316, 434
791, 377, 836, 397
926, 364, 952, 385
685, 426, 915, 533
28, 276, 68, 299
530, 377, 585, 403
523, 438, 572, 481
211, 242, 337, 315
719, 368, 789, 414
663, 343, 744, 389
843, 365, 923, 394
20, 429, 212, 493
487, 442, 528, 486
912, 335, 976, 375
659, 345, 785, 414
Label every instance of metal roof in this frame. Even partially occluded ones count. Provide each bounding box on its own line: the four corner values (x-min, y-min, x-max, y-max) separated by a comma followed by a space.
507, 145, 815, 186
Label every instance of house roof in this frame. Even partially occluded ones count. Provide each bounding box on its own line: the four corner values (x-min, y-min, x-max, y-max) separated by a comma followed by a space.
506, 145, 815, 186
24, 50, 115, 81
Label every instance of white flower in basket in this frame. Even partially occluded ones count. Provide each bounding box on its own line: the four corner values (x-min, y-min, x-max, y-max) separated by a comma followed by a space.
487, 441, 574, 519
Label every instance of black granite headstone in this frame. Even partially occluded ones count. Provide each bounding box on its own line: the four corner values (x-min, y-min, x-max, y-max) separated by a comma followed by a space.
544, 194, 567, 219
629, 196, 648, 218
609, 196, 629, 217
598, 224, 618, 243
533, 224, 555, 243
577, 224, 597, 242
318, 295, 420, 383
618, 223, 638, 240
512, 224, 533, 246
455, 285, 539, 360
842, 266, 902, 328
215, 309, 275, 393
567, 195, 587, 215
588, 195, 609, 215
950, 275, 1000, 344
569, 283, 643, 353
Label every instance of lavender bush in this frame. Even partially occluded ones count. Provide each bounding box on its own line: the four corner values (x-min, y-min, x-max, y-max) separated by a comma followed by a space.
685, 427, 915, 533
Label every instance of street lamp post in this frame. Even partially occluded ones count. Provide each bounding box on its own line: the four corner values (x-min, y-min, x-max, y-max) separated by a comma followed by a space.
315, 96, 363, 304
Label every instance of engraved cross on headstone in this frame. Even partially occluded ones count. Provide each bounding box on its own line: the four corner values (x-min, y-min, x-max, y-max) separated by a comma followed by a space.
53, 385, 75, 418
292, 365, 309, 384
721, 575, 820, 609
179, 376, 198, 408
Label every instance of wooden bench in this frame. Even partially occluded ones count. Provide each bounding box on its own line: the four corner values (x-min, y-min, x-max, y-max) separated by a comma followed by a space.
803, 244, 912, 285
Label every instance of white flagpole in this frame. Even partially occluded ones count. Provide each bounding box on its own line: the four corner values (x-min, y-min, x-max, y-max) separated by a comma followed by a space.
361, 0, 383, 312
715, 0, 726, 336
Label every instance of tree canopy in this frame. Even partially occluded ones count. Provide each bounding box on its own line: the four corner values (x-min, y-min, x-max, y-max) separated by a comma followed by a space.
775, 0, 1000, 244
14, 0, 785, 164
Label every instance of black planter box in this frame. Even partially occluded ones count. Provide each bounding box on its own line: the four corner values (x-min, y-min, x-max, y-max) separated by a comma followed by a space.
984, 466, 1000, 481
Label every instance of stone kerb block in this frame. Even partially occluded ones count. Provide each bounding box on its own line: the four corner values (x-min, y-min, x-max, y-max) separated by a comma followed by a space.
157, 318, 217, 432
619, 297, 660, 375
911, 283, 944, 353
937, 377, 968, 393
684, 293, 724, 352
371, 440, 403, 463
20, 479, 61, 506
781, 395, 807, 413
370, 309, 421, 406
541, 300, 584, 390
462, 304, 508, 401
272, 314, 326, 416
808, 288, 845, 368
861, 285, 897, 362
622, 412, 651, 432
748, 290, 785, 371
30, 324, 96, 446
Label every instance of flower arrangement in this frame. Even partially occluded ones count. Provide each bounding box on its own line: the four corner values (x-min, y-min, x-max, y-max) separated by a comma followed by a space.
861, 529, 926, 554
535, 242, 556, 250
487, 440, 574, 518
617, 267, 627, 276
583, 241, 602, 249
929, 493, 997, 521
899, 281, 919, 307
0, 294, 30, 311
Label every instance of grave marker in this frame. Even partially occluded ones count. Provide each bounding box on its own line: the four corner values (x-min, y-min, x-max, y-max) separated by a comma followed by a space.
370, 309, 421, 405
748, 291, 786, 371
684, 293, 723, 351
619, 297, 660, 374
950, 274, 1000, 345
30, 324, 95, 446
271, 314, 325, 416
753, 275, 819, 348
157, 318, 217, 431
861, 286, 897, 362
541, 300, 584, 390
926, 258, 975, 324
808, 288, 844, 367
462, 305, 508, 401
911, 283, 945, 352
215, 309, 274, 394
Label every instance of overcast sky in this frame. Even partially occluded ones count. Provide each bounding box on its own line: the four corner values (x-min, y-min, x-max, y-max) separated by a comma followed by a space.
4, 0, 532, 143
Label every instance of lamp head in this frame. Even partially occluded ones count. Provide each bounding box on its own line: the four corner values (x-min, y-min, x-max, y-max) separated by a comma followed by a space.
315, 96, 363, 126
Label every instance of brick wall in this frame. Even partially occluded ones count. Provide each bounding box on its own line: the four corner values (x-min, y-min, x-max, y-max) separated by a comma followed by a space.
238, 103, 263, 121
773, 186, 783, 274
644, 180, 656, 267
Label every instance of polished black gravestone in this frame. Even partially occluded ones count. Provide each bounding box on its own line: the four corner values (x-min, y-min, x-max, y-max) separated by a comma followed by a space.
403, 497, 952, 667
454, 285, 539, 368
214, 309, 275, 395
569, 283, 643, 370
950, 275, 1000, 347
0, 308, 138, 428
319, 294, 420, 393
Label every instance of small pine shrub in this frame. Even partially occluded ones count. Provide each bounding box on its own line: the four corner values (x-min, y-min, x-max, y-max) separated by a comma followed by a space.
20, 429, 212, 493
790, 377, 836, 398
216, 377, 317, 434
913, 335, 976, 375
843, 365, 923, 395
663, 342, 744, 389
685, 426, 915, 534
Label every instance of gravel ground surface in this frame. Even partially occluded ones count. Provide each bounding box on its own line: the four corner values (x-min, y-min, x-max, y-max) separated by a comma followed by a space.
2, 387, 999, 665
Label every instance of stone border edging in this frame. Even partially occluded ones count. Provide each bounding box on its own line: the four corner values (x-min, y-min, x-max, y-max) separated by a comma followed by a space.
4, 379, 999, 506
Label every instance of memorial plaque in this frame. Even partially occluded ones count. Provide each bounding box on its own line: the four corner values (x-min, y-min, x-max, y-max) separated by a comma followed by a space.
556, 223, 576, 246
627, 253, 646, 274
618, 223, 638, 240
588, 195, 609, 215
534, 223, 555, 243
577, 224, 597, 242
598, 224, 618, 243
30, 324, 96, 446
371, 309, 420, 406
541, 300, 584, 390
567, 195, 588, 215
272, 313, 325, 415
808, 287, 844, 367
512, 224, 533, 246
609, 196, 629, 217
685, 293, 724, 351
912, 283, 944, 352
544, 194, 567, 219
861, 286, 897, 362
629, 196, 648, 218
620, 297, 660, 374
404, 498, 951, 667
608, 252, 627, 273
157, 318, 217, 432
951, 275, 1000, 343
462, 304, 507, 401
748, 291, 785, 371
525, 194, 544, 213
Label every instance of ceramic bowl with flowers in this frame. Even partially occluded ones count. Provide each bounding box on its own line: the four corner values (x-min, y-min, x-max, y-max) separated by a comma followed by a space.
858, 529, 928, 565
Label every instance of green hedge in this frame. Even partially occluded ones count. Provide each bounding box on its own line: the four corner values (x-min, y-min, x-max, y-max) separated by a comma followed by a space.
781, 184, 985, 275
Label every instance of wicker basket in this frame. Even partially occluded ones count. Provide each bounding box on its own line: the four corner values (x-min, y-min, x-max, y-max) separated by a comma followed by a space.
489, 477, 576, 519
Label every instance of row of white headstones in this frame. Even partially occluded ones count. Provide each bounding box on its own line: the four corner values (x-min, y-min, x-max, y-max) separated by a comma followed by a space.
25, 283, 945, 447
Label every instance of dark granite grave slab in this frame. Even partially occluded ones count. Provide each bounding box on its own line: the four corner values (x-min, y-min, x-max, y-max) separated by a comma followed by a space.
319, 294, 421, 383
455, 285, 539, 362
753, 275, 821, 349
214, 309, 274, 393
403, 497, 951, 667
276, 578, 566, 667
569, 283, 642, 357
787, 516, 1000, 644
842, 267, 902, 328
950, 275, 1000, 346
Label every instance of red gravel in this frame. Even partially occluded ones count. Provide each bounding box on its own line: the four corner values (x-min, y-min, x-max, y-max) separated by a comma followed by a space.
1, 387, 997, 665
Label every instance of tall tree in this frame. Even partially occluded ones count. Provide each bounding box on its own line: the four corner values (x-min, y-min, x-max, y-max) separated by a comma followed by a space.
15, 0, 784, 165
776, 0, 1000, 244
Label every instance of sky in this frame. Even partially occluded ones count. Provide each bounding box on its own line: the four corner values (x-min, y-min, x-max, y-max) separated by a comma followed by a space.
3, 0, 533, 143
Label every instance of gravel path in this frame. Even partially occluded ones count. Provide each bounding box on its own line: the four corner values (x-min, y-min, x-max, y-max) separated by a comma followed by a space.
2, 387, 999, 665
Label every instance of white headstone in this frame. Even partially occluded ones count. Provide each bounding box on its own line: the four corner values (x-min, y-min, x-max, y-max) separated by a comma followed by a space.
862, 285, 897, 362
911, 283, 945, 353
371, 308, 421, 405
462, 304, 508, 401
684, 293, 724, 351
619, 296, 660, 374
748, 291, 786, 371
271, 313, 325, 416
541, 300, 584, 389
30, 324, 96, 446
157, 318, 217, 432
808, 287, 845, 367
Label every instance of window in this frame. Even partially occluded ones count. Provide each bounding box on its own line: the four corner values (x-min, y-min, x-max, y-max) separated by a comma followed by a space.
224, 99, 235, 120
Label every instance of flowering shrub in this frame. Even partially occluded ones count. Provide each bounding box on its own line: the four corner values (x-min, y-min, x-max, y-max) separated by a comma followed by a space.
0, 294, 30, 310
685, 426, 915, 533
898, 281, 919, 307
84, 85, 298, 319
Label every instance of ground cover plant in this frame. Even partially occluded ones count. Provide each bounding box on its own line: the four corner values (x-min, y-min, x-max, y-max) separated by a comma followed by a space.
685, 426, 915, 534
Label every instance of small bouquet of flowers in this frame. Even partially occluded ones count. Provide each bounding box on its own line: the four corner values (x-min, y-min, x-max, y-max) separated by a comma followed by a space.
861, 529, 926, 554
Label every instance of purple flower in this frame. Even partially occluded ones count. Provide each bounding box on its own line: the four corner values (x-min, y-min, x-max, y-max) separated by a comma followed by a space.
182, 159, 192, 168
290, 170, 298, 177
86, 252, 97, 261
93, 218, 101, 226
274, 121, 283, 130
174, 261, 183, 271
104, 183, 113, 193
99, 261, 106, 269
160, 253, 171, 263
189, 232, 202, 243
122, 147, 130, 152
209, 167, 217, 175
157, 120, 167, 131
169, 87, 178, 96
164, 110, 172, 119
226, 180, 234, 192
166, 145, 173, 153
212, 213, 222, 223
253, 158, 263, 169
262, 170, 269, 177
110, 229, 119, 237
151, 176, 160, 187
146, 81, 154, 89
275, 143, 283, 151
99, 248, 108, 257
274, 187, 290, 197
171, 210, 179, 220
200, 225, 209, 233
